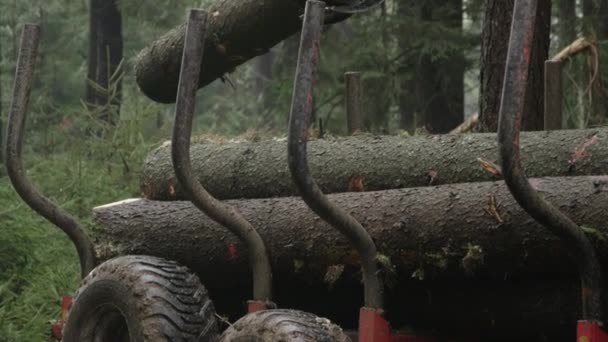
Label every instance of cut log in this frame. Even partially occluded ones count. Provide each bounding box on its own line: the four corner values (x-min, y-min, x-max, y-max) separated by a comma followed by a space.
94, 176, 608, 340
134, 0, 350, 103
141, 128, 608, 201
98, 176, 608, 280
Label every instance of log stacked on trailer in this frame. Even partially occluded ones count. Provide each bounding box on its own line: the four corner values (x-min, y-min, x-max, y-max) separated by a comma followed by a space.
94, 176, 608, 341
140, 128, 608, 201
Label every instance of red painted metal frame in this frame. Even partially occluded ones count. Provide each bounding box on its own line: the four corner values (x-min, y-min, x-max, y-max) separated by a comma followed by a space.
49, 295, 72, 340
247, 300, 277, 313
497, 0, 608, 340
353, 309, 448, 342
577, 321, 608, 342
359, 308, 390, 342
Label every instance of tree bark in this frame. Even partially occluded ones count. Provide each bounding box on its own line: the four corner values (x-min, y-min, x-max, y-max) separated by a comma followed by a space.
0, 35, 3, 167
478, 0, 551, 132
558, 0, 577, 48
98, 176, 608, 280
555, 0, 577, 129
141, 128, 608, 201
86, 0, 99, 106
94, 176, 608, 340
134, 0, 349, 104
397, 1, 418, 134
416, 0, 465, 134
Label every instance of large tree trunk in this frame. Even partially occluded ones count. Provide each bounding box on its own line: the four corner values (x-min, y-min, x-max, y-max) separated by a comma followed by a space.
416, 0, 465, 134
478, 0, 551, 132
397, 1, 417, 134
557, 0, 577, 129
86, 0, 99, 107
141, 128, 608, 201
94, 176, 608, 340
582, 0, 608, 127
87, 0, 123, 123
134, 0, 349, 103
0, 35, 3, 167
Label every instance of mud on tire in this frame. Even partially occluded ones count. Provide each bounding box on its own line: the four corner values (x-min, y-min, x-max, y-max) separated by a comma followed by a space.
218, 309, 350, 342
62, 255, 217, 342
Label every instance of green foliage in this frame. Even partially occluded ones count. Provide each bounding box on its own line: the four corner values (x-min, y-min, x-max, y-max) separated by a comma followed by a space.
0, 110, 154, 338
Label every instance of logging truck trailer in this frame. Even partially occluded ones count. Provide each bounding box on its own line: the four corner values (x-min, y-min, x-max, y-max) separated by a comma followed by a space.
4, 0, 608, 341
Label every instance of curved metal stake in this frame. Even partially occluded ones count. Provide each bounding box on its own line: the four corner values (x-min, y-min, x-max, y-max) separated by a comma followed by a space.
497, 0, 602, 321
5, 24, 96, 279
287, 0, 384, 312
171, 9, 273, 306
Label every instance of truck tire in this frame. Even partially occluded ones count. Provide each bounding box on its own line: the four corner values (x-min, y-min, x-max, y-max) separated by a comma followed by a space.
218, 309, 350, 342
62, 255, 217, 342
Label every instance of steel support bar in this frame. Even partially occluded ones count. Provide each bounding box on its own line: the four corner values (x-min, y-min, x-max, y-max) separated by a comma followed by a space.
5, 24, 96, 278
497, 0, 602, 321
287, 0, 384, 311
171, 9, 273, 303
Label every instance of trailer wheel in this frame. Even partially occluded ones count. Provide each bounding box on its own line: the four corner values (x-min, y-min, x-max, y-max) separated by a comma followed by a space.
218, 309, 350, 342
62, 255, 217, 342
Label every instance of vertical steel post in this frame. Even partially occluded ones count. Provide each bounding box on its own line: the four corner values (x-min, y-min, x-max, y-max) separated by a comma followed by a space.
171, 9, 273, 305
5, 24, 96, 278
498, 0, 601, 321
287, 0, 383, 311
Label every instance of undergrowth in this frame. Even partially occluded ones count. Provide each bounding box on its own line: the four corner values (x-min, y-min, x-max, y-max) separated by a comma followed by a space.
0, 149, 146, 340
0, 93, 155, 339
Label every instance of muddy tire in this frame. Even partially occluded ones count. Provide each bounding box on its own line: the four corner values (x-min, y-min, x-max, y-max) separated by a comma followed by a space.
62, 255, 217, 342
218, 309, 350, 342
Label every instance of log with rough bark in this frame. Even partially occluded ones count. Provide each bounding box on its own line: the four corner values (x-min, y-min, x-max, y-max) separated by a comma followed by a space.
96, 176, 608, 287
141, 128, 608, 201
135, 0, 350, 103
94, 176, 608, 340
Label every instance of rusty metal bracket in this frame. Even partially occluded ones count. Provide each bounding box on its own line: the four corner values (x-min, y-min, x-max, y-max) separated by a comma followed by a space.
497, 0, 602, 321
5, 24, 96, 278
287, 0, 383, 311
171, 9, 273, 303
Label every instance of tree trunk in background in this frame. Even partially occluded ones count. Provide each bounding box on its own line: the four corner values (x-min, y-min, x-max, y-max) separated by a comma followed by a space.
86, 0, 99, 107
582, 0, 608, 127
362, 3, 391, 134
0, 37, 3, 166
558, 0, 576, 48
557, 0, 577, 128
398, 1, 416, 134
87, 0, 123, 124
415, 0, 465, 134
478, 0, 551, 132
253, 51, 275, 112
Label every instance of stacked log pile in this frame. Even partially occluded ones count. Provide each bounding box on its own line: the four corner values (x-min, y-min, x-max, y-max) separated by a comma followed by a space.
107, 2, 608, 339
94, 129, 608, 341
